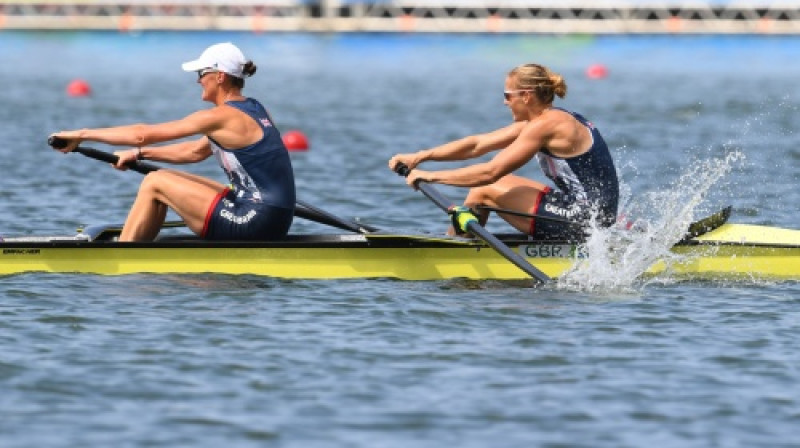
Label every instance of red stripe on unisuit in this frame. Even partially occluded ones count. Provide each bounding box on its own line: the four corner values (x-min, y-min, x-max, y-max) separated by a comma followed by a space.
201, 188, 230, 238
528, 186, 551, 236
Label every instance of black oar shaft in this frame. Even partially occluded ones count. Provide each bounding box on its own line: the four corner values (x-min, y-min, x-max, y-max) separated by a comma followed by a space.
49, 136, 160, 174
295, 202, 375, 234
296, 200, 377, 234
395, 164, 550, 284
76, 146, 161, 174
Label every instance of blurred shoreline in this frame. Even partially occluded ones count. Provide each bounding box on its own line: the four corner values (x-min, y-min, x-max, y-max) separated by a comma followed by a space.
0, 1, 798, 35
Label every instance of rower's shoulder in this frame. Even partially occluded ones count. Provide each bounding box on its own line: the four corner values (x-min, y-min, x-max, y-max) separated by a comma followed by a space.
542, 107, 577, 121
522, 109, 569, 132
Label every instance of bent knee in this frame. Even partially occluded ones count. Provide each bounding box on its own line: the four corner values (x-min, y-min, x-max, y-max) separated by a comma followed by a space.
138, 170, 174, 194
465, 184, 499, 204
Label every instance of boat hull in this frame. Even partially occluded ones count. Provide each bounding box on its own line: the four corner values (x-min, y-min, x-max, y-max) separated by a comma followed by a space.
2, 224, 799, 280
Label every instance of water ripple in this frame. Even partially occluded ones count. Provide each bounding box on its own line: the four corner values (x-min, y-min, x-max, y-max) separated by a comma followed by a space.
2, 33, 800, 448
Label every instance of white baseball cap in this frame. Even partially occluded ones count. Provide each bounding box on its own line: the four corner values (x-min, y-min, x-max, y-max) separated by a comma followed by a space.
181, 42, 250, 78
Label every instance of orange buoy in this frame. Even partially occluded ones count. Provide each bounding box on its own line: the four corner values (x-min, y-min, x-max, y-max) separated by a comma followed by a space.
66, 79, 91, 97
585, 64, 608, 80
282, 130, 309, 152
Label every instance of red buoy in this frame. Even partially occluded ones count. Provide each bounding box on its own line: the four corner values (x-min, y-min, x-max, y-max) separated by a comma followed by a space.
586, 64, 608, 80
66, 79, 91, 97
282, 130, 309, 152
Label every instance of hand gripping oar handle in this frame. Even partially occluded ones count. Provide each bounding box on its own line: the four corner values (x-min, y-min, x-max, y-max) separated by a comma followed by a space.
394, 163, 550, 284
48, 136, 377, 234
48, 136, 161, 174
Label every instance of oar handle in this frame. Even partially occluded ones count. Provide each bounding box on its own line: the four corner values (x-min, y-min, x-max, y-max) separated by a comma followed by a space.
48, 136, 160, 174
394, 163, 411, 177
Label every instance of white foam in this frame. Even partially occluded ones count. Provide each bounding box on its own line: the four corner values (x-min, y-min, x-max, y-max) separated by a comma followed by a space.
557, 151, 745, 293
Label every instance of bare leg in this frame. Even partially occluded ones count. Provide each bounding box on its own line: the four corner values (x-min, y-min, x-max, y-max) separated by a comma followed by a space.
119, 169, 226, 242
460, 174, 549, 234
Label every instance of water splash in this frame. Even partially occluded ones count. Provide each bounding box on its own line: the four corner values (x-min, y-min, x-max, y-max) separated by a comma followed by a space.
558, 150, 745, 293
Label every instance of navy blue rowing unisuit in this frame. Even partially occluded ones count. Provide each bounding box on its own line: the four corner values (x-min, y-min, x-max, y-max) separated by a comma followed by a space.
202, 98, 296, 240
530, 108, 618, 241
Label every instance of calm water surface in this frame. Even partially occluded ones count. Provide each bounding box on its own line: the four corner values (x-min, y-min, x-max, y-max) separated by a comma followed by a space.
1, 32, 799, 447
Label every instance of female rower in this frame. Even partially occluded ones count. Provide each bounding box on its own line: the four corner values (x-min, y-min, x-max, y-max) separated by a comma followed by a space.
51, 42, 295, 242
388, 63, 618, 241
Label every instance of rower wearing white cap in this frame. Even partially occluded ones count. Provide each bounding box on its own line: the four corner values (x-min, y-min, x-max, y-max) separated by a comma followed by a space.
50, 42, 296, 242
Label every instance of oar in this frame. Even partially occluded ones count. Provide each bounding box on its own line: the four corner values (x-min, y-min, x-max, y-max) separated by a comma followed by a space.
47, 137, 376, 234
293, 198, 378, 234
394, 163, 550, 284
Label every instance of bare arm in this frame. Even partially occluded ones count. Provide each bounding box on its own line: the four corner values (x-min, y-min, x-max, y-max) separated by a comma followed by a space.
407, 119, 551, 188
51, 108, 229, 170
139, 138, 212, 164
51, 108, 225, 152
389, 121, 526, 172
113, 137, 212, 169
